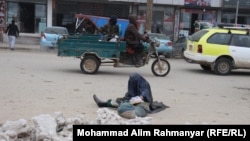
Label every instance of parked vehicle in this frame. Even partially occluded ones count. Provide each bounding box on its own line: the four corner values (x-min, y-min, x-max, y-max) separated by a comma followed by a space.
57, 34, 171, 76
40, 26, 69, 49
184, 25, 250, 75
147, 33, 173, 58
194, 21, 213, 33
172, 36, 187, 59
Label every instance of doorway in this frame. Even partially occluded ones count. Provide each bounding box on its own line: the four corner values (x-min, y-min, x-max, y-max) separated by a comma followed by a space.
191, 13, 198, 34
19, 3, 35, 33
238, 16, 246, 24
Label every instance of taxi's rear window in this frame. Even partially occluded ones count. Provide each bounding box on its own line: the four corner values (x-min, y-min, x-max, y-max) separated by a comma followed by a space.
189, 30, 208, 42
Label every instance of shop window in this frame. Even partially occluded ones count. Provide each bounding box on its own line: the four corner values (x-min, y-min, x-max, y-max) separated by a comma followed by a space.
7, 2, 19, 23
35, 4, 46, 33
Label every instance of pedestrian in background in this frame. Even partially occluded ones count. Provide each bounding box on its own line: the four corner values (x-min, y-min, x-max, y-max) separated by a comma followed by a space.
5, 20, 19, 50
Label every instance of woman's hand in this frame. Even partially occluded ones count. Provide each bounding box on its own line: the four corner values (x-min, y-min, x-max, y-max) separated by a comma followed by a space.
129, 96, 144, 104
140, 96, 144, 101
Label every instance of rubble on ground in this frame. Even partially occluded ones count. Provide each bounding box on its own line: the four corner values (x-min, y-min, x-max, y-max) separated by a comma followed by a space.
0, 108, 152, 141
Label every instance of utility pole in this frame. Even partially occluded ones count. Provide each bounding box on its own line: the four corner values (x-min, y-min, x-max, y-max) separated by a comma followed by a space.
145, 0, 153, 33
235, 0, 239, 26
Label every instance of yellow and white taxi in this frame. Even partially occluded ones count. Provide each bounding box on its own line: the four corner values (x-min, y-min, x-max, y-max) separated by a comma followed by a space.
184, 26, 250, 75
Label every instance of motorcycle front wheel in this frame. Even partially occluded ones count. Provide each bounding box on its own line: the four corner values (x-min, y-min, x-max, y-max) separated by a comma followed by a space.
151, 58, 170, 77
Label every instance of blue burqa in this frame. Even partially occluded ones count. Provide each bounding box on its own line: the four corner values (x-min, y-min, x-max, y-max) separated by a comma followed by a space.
125, 73, 153, 104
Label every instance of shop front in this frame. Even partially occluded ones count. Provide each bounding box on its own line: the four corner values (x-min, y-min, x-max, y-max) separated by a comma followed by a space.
54, 0, 130, 33
179, 8, 217, 35
5, 0, 47, 33
222, 0, 250, 26
179, 0, 217, 36
138, 5, 175, 40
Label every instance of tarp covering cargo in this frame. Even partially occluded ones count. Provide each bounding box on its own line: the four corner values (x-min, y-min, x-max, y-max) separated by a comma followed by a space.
75, 14, 129, 37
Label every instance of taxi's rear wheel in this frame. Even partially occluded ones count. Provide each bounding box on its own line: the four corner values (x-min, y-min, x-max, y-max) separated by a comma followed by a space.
214, 58, 232, 75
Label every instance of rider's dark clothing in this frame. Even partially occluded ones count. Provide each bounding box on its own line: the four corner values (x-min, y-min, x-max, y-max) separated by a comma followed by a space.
124, 14, 147, 66
124, 14, 145, 53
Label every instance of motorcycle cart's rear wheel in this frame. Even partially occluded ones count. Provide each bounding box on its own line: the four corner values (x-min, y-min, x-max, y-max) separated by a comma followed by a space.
151, 58, 170, 76
80, 56, 100, 74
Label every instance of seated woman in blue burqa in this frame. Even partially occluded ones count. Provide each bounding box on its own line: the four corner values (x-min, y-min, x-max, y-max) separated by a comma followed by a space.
93, 73, 169, 119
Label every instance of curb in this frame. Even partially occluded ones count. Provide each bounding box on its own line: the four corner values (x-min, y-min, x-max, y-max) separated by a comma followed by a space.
0, 43, 40, 51
0, 46, 36, 51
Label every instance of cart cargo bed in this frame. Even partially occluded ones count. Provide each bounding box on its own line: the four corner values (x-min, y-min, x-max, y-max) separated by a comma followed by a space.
57, 34, 126, 58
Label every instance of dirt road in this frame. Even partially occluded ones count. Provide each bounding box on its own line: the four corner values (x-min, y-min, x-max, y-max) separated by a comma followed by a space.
0, 50, 249, 124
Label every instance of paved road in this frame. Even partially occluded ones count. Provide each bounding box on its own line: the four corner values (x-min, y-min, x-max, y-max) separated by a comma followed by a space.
0, 49, 249, 124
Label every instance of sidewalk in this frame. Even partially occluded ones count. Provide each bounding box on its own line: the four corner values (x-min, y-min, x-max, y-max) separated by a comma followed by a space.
0, 42, 40, 51
0, 33, 40, 51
